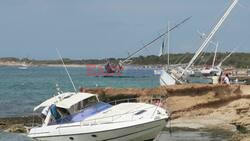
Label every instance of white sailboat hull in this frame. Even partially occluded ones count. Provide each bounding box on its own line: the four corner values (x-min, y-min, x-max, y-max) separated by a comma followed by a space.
30, 119, 166, 141
160, 70, 176, 86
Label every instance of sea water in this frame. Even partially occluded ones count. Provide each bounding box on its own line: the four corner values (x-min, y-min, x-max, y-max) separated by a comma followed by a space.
0, 66, 232, 140
0, 66, 158, 117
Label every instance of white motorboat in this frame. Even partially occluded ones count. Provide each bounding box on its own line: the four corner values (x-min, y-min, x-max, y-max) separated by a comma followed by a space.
18, 63, 29, 70
18, 62, 31, 70
28, 91, 169, 141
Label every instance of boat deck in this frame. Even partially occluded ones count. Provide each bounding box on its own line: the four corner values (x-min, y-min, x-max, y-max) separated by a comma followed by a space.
82, 103, 157, 125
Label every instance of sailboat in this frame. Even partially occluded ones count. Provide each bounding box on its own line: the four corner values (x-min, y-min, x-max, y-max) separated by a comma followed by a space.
180, 0, 239, 84
103, 17, 191, 76
159, 22, 179, 86
158, 41, 165, 57
194, 30, 221, 77
154, 39, 166, 75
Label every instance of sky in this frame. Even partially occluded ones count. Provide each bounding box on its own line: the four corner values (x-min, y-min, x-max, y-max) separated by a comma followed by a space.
0, 0, 249, 59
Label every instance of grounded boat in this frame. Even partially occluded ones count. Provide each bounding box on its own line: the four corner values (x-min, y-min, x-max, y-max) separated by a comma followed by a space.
159, 0, 239, 86
180, 0, 238, 79
102, 17, 190, 76
28, 91, 169, 141
104, 61, 123, 74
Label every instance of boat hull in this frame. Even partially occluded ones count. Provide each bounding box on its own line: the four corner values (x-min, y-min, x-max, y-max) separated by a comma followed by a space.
31, 119, 166, 141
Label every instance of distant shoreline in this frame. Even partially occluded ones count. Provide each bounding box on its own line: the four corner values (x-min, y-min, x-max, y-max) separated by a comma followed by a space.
0, 62, 105, 68
0, 61, 161, 68
1, 52, 250, 68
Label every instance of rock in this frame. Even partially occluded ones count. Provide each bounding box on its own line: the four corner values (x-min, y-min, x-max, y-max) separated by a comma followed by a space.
236, 107, 249, 115
5, 124, 27, 133
232, 133, 250, 141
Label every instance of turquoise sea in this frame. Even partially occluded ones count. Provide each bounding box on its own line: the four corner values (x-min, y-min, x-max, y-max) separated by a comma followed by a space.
0, 66, 158, 117
0, 66, 232, 141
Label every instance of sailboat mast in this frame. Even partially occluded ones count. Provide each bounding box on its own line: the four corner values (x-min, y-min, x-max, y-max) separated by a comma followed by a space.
121, 16, 191, 65
181, 0, 239, 76
212, 42, 219, 68
167, 21, 170, 66
218, 49, 235, 67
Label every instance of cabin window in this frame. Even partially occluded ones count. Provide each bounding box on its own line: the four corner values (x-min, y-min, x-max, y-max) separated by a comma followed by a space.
77, 102, 81, 111
57, 107, 70, 117
73, 96, 99, 113
83, 96, 98, 109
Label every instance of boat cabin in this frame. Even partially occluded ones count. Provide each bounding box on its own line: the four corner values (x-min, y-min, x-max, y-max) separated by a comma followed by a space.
33, 92, 111, 126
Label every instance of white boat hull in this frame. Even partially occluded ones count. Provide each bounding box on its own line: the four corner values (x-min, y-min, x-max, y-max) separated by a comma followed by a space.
160, 70, 176, 86
18, 66, 28, 70
31, 119, 166, 141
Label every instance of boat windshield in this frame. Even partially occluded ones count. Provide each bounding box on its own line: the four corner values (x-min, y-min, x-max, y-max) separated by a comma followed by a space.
48, 102, 112, 125
46, 97, 108, 124
74, 96, 98, 112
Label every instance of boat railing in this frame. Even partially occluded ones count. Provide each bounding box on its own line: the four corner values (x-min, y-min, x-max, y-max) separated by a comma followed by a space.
107, 97, 138, 105
107, 97, 164, 106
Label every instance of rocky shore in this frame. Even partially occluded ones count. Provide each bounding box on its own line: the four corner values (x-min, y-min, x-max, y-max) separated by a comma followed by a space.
1, 84, 250, 140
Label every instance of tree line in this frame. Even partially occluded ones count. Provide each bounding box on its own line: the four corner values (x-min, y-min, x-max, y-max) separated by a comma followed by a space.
0, 52, 250, 68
